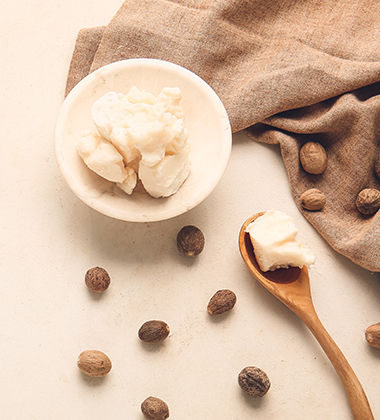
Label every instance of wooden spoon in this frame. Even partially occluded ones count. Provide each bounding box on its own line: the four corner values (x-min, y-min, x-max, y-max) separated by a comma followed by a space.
239, 213, 373, 420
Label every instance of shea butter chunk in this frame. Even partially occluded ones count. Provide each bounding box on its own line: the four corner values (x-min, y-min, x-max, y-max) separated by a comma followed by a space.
139, 144, 190, 198
116, 167, 137, 195
77, 133, 130, 183
246, 210, 315, 271
92, 87, 188, 168
91, 91, 140, 163
78, 86, 190, 198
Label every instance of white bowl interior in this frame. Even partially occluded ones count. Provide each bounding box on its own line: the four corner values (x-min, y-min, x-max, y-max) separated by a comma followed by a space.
55, 59, 231, 222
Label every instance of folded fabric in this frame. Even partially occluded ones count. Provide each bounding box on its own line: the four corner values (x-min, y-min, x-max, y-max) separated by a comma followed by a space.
65, 0, 380, 271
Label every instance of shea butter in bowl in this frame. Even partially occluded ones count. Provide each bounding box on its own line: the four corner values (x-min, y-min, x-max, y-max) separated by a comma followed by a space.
55, 59, 232, 222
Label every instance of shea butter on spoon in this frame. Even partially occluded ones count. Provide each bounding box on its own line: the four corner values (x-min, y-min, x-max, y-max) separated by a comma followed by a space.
245, 210, 315, 272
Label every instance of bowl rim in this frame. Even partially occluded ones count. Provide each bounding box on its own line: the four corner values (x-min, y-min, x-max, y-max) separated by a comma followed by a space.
55, 58, 232, 222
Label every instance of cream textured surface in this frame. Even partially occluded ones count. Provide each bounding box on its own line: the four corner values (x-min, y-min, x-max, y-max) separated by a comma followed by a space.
0, 1, 379, 419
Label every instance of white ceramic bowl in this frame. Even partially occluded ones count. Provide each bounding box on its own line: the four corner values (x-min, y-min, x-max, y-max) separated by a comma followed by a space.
55, 59, 232, 222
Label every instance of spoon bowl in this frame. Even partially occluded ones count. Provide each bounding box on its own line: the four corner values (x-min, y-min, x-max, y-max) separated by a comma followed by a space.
240, 213, 312, 315
239, 213, 373, 420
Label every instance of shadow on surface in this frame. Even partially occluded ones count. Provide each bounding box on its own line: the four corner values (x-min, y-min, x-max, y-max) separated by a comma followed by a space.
78, 370, 109, 386
62, 196, 212, 270
86, 288, 107, 301
239, 389, 268, 409
207, 309, 236, 324
139, 339, 170, 353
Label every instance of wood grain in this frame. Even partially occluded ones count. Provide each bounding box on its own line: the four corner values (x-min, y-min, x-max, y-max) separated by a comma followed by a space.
239, 214, 374, 420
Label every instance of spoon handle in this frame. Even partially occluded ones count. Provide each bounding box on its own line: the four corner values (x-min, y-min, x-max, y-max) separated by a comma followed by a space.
301, 310, 374, 420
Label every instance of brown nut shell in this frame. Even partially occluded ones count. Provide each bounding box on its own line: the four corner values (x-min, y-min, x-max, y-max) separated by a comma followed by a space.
85, 267, 110, 292
365, 323, 380, 349
299, 142, 327, 175
77, 350, 112, 377
356, 188, 380, 215
138, 320, 170, 343
300, 188, 326, 211
177, 225, 205, 256
141, 396, 169, 419
207, 289, 237, 315
238, 366, 271, 397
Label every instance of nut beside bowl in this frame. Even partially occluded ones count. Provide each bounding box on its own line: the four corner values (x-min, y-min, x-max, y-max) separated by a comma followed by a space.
55, 59, 232, 222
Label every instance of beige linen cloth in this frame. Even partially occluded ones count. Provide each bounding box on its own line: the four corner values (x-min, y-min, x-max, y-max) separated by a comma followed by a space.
66, 0, 380, 271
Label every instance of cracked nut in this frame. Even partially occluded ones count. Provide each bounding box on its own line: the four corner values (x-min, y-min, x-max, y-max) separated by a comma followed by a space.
356, 188, 380, 215
141, 397, 169, 419
300, 188, 326, 211
299, 142, 327, 175
207, 289, 237, 315
238, 366, 271, 397
138, 320, 170, 343
365, 323, 380, 349
177, 225, 204, 256
85, 267, 110, 292
77, 350, 112, 377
